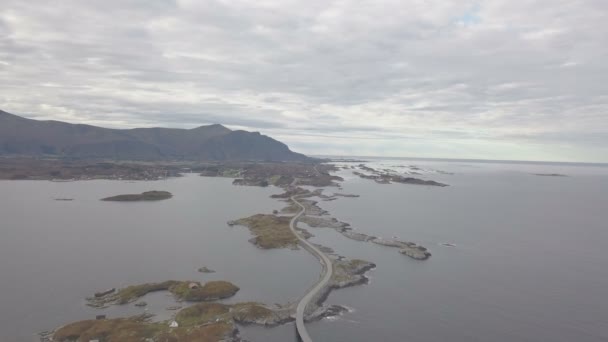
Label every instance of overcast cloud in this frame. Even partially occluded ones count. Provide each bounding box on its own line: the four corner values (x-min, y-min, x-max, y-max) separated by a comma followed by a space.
1, 0, 607, 162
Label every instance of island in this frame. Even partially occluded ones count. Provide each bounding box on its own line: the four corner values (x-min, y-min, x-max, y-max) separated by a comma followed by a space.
101, 191, 173, 202
352, 164, 448, 186
51, 299, 300, 342
87, 280, 240, 307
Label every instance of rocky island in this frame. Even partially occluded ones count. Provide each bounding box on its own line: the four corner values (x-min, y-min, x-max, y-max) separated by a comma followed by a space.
51, 256, 373, 342
87, 280, 240, 307
352, 163, 448, 186
52, 299, 302, 342
51, 313, 238, 342
201, 162, 342, 187
101, 191, 173, 202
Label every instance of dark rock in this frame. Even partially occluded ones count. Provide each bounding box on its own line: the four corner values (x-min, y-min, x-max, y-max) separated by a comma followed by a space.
94, 288, 116, 298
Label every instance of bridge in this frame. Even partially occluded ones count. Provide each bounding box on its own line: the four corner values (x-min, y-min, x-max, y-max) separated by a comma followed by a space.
288, 195, 334, 342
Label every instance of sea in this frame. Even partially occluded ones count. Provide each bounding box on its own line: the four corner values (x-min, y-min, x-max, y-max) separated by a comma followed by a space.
1, 158, 607, 342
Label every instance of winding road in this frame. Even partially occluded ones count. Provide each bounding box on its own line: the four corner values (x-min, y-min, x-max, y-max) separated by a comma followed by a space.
289, 195, 334, 342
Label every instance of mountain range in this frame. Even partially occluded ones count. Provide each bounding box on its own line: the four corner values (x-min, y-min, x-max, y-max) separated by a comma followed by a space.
0, 110, 310, 161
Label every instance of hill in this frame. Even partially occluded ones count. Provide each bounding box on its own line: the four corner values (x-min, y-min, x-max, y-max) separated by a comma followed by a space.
0, 110, 310, 162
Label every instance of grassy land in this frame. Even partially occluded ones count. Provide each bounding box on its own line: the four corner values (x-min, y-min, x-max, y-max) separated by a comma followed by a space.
170, 281, 240, 301
280, 202, 300, 214
176, 303, 232, 327
154, 322, 235, 342
53, 315, 234, 342
116, 281, 179, 304
53, 315, 166, 342
91, 280, 240, 306
55, 302, 282, 341
231, 302, 275, 323
233, 214, 298, 249
332, 259, 375, 283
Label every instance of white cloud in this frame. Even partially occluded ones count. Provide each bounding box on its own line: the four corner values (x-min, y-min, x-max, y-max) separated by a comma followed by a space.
0, 0, 607, 162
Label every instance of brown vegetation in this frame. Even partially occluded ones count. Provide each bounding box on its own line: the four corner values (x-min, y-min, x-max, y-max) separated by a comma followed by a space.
53, 315, 235, 342
232, 214, 298, 249
53, 315, 165, 342
89, 280, 239, 307
170, 281, 240, 301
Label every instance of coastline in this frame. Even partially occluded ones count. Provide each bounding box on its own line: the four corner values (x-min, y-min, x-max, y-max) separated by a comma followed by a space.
39, 160, 441, 342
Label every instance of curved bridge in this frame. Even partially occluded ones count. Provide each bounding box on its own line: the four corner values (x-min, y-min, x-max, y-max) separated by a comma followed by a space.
289, 195, 334, 342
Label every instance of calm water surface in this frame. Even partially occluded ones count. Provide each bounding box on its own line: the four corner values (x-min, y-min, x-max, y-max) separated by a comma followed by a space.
242, 160, 608, 342
1, 161, 608, 342
0, 174, 318, 341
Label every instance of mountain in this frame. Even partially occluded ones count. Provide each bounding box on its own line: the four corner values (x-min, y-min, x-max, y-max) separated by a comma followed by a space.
0, 110, 310, 161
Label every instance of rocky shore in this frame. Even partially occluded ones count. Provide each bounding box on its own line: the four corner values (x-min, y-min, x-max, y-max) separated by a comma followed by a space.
304, 258, 376, 320
281, 187, 433, 261
200, 162, 343, 187
352, 163, 448, 186
372, 238, 432, 260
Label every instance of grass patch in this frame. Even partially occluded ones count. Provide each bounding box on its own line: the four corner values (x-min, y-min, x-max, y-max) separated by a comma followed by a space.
155, 322, 235, 342
53, 316, 165, 342
170, 281, 240, 302
175, 303, 231, 327
233, 214, 297, 249
231, 302, 274, 323
55, 301, 284, 341
221, 169, 241, 177
90, 280, 239, 307
54, 316, 234, 342
116, 281, 179, 304
280, 202, 300, 214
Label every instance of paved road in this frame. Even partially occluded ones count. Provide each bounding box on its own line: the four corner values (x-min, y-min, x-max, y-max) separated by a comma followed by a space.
289, 195, 334, 342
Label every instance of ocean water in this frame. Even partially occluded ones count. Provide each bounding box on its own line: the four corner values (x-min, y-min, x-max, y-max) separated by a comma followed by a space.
241, 159, 608, 342
0, 174, 318, 341
1, 160, 608, 342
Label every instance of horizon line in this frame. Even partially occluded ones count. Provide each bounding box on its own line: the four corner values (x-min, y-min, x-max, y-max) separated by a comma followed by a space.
314, 154, 608, 167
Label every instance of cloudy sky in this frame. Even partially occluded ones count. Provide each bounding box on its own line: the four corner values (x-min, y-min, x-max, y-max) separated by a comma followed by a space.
1, 0, 607, 162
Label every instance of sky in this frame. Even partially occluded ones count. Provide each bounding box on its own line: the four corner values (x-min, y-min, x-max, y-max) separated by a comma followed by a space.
0, 0, 607, 162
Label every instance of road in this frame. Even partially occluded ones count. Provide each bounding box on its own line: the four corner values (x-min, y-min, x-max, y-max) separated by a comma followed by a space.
289, 195, 334, 342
